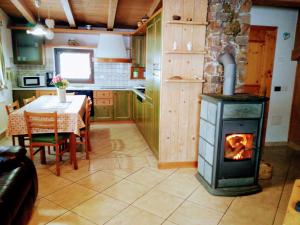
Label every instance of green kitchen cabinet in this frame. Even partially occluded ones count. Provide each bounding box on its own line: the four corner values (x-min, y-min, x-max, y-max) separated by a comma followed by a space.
132, 93, 138, 122
94, 105, 114, 121
136, 97, 145, 135
132, 36, 146, 67
12, 30, 44, 65
113, 91, 132, 120
144, 100, 155, 153
13, 90, 36, 107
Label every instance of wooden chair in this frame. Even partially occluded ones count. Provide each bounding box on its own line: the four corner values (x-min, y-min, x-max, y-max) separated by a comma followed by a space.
77, 97, 92, 159
24, 111, 69, 176
5, 100, 20, 146
23, 96, 36, 105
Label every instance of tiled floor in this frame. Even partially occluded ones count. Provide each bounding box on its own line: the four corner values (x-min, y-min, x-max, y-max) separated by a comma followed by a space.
0, 123, 299, 225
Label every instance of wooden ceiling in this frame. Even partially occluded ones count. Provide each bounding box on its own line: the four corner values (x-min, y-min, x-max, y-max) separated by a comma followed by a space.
0, 0, 161, 29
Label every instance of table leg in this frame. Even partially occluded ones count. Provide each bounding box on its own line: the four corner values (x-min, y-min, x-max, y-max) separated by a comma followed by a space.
69, 133, 78, 170
17, 135, 25, 147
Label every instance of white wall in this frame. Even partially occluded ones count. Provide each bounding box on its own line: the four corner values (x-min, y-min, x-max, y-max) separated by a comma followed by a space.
251, 6, 298, 142
0, 9, 13, 134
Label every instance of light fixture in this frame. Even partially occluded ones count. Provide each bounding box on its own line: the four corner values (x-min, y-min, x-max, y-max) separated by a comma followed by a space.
27, 0, 54, 40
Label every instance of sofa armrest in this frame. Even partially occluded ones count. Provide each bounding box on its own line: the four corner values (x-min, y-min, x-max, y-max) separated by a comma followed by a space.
0, 146, 26, 158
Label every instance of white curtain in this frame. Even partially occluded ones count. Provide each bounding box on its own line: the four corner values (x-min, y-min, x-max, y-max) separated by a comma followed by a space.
0, 31, 5, 89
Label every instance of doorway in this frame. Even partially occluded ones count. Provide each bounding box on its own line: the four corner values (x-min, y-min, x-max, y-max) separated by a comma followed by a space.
236, 25, 277, 144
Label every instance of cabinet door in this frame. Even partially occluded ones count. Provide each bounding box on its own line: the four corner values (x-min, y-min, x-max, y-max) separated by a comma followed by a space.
94, 105, 113, 121
13, 90, 36, 107
144, 100, 155, 151
137, 99, 145, 135
145, 22, 155, 102
132, 93, 137, 122
12, 30, 44, 65
36, 90, 56, 97
113, 91, 132, 120
153, 75, 160, 154
132, 36, 146, 67
154, 14, 162, 70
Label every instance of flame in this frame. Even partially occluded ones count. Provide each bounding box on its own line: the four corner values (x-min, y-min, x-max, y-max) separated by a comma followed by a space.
226, 134, 247, 148
233, 150, 245, 160
225, 134, 253, 161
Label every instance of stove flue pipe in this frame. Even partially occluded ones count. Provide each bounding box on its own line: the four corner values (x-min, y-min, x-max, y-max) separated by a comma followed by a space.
218, 52, 236, 95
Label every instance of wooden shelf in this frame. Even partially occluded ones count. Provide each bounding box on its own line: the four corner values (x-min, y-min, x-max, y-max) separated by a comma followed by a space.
45, 44, 96, 49
166, 21, 208, 25
165, 50, 206, 54
165, 79, 206, 83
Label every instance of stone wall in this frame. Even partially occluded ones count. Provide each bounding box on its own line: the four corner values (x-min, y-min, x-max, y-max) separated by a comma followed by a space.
204, 0, 252, 93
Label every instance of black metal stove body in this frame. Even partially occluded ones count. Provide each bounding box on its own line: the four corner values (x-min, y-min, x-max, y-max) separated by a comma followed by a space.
197, 94, 266, 196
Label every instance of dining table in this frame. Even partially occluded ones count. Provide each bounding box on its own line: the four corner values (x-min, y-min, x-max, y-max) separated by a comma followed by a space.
7, 95, 87, 169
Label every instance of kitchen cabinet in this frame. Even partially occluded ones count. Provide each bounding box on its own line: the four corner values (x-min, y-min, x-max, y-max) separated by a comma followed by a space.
132, 93, 137, 122
136, 96, 145, 135
13, 90, 36, 107
113, 91, 132, 120
144, 12, 161, 156
94, 90, 114, 121
12, 30, 44, 65
132, 36, 146, 67
36, 90, 56, 97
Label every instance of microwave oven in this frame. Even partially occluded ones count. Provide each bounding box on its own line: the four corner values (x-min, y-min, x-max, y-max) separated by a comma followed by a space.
18, 75, 46, 87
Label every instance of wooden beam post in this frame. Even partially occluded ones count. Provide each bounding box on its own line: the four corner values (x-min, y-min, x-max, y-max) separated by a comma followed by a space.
107, 0, 118, 30
10, 0, 36, 24
147, 0, 161, 17
60, 0, 76, 27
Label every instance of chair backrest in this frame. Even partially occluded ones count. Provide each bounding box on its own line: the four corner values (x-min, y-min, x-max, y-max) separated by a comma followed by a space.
23, 96, 36, 105
5, 100, 20, 115
24, 111, 59, 142
85, 97, 92, 131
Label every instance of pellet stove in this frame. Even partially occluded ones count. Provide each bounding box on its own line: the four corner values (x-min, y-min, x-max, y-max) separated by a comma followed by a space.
197, 94, 266, 196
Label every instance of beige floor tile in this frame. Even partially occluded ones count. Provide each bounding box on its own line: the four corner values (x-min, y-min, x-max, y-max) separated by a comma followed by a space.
72, 194, 128, 225
60, 165, 96, 182
46, 183, 98, 209
169, 201, 223, 225
188, 185, 234, 213
133, 189, 184, 218
38, 174, 72, 198
101, 167, 141, 178
89, 157, 120, 171
28, 198, 67, 225
36, 167, 53, 178
118, 156, 150, 169
154, 173, 199, 198
273, 210, 286, 225
219, 198, 277, 225
47, 211, 95, 225
104, 180, 150, 204
161, 221, 177, 225
76, 170, 122, 192
105, 206, 164, 225
126, 167, 167, 187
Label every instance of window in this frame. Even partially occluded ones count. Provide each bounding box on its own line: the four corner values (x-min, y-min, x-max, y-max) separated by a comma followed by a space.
54, 48, 94, 83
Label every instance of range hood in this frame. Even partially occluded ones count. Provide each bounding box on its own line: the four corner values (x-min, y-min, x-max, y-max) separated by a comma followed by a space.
94, 34, 131, 63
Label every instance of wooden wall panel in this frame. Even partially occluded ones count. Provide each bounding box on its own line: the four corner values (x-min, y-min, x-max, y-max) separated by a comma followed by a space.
159, 0, 207, 165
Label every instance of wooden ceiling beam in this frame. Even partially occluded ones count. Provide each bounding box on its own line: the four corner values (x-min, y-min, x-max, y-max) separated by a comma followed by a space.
253, 0, 300, 7
60, 0, 76, 27
10, 0, 36, 24
147, 0, 161, 17
107, 0, 118, 30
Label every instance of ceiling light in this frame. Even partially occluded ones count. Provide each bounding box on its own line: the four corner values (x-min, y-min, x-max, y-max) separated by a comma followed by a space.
27, 23, 48, 36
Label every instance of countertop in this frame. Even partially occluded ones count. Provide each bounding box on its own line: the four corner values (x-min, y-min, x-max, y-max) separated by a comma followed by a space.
12, 85, 146, 100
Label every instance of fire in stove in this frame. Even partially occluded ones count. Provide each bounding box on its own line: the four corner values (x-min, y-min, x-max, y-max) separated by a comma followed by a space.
224, 134, 253, 161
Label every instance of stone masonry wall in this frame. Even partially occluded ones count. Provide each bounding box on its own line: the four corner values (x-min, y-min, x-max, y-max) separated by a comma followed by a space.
204, 0, 252, 93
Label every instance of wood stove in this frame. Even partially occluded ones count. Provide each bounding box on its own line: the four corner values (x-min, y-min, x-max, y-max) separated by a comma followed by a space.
197, 94, 266, 196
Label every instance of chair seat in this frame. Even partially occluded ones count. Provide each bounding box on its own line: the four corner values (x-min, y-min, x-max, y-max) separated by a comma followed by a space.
32, 133, 69, 144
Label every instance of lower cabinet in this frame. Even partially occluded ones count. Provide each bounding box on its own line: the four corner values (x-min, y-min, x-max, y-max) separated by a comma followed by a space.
36, 90, 56, 97
13, 90, 36, 107
145, 100, 155, 150
93, 90, 132, 121
136, 97, 145, 135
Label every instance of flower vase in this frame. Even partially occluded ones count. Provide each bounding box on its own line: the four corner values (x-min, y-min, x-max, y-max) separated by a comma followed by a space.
57, 88, 67, 103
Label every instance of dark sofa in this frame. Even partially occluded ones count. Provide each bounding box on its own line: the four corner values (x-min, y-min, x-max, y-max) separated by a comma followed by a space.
0, 146, 38, 225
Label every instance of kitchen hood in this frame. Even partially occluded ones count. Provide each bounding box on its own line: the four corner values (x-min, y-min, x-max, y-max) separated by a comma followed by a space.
94, 34, 131, 63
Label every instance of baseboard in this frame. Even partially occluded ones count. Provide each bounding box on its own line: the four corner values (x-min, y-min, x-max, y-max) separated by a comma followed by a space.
288, 142, 300, 151
91, 120, 134, 124
158, 161, 198, 169
264, 141, 288, 147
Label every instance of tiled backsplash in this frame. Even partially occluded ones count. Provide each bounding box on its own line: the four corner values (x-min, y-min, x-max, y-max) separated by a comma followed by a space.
11, 59, 145, 88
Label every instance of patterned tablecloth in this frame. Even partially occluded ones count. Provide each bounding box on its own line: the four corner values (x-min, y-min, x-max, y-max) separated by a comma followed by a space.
7, 95, 86, 136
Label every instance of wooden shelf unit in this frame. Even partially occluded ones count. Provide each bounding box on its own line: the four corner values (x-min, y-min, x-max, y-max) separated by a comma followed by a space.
45, 44, 96, 49
166, 21, 208, 25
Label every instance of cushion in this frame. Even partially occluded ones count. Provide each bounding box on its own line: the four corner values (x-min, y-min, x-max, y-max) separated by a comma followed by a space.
31, 133, 69, 144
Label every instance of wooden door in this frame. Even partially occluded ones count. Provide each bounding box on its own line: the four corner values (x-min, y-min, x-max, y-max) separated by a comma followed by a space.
238, 25, 277, 144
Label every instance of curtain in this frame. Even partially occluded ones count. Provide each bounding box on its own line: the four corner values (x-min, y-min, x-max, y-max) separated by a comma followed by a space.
0, 30, 5, 89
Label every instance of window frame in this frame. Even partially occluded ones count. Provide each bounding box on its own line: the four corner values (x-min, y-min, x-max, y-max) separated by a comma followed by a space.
54, 48, 94, 84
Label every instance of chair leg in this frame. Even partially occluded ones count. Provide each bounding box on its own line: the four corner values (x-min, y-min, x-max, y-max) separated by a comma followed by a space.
12, 136, 16, 146
85, 136, 89, 160
40, 147, 46, 164
55, 144, 60, 176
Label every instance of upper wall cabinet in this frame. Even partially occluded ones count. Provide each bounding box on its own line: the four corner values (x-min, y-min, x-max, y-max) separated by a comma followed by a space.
132, 36, 146, 67
12, 30, 45, 65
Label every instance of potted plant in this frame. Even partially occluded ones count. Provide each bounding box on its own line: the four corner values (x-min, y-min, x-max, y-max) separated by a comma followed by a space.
51, 75, 69, 103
